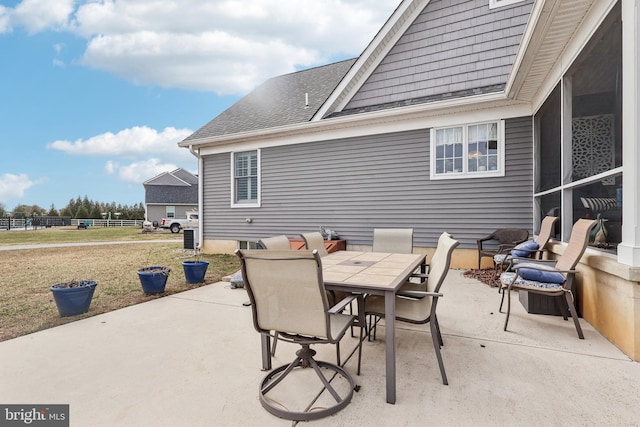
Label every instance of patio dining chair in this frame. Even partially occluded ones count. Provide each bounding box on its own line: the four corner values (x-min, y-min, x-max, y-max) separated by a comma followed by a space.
257, 235, 291, 250
236, 249, 363, 421
372, 228, 427, 292
498, 219, 596, 339
256, 235, 293, 356
477, 228, 529, 269
301, 232, 329, 257
372, 228, 414, 253
365, 232, 459, 385
493, 216, 559, 288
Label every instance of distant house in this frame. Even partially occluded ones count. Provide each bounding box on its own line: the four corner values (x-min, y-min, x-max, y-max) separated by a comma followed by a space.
143, 168, 198, 224
180, 0, 640, 360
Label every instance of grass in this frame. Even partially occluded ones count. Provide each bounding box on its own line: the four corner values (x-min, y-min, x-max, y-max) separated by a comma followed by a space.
0, 224, 180, 245
0, 226, 240, 341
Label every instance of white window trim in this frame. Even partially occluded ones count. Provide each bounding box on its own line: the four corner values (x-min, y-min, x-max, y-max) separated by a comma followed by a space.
230, 149, 261, 208
489, 0, 526, 9
430, 120, 506, 180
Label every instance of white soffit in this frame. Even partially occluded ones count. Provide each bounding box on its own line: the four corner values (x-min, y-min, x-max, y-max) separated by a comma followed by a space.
509, 0, 597, 102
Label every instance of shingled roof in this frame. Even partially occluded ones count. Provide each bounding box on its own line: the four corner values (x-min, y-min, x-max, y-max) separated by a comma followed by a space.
183, 59, 356, 141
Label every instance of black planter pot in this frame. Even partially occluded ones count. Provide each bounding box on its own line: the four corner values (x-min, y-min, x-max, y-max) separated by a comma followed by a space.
50, 280, 98, 317
137, 266, 171, 295
182, 260, 210, 284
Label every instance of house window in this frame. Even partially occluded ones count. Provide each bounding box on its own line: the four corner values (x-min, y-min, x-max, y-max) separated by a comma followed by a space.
232, 150, 260, 207
533, 4, 622, 252
489, 0, 526, 9
165, 206, 175, 219
430, 121, 504, 180
237, 241, 258, 250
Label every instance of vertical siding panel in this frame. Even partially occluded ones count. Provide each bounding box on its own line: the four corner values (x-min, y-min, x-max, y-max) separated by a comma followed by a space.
202, 117, 533, 249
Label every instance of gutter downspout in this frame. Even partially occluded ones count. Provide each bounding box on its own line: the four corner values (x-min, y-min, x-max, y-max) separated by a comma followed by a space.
188, 144, 204, 251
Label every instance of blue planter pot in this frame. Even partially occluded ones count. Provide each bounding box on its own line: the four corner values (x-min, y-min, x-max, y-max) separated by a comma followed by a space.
137, 266, 171, 294
50, 280, 98, 317
182, 260, 209, 284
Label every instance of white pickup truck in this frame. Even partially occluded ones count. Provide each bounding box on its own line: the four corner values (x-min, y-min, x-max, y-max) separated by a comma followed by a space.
159, 211, 199, 234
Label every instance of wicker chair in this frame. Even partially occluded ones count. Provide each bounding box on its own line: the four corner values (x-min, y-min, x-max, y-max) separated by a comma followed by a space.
477, 228, 529, 269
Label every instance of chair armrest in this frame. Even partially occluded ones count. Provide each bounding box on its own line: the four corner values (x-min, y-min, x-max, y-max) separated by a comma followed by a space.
328, 295, 357, 314
409, 273, 429, 279
513, 264, 577, 275
477, 235, 496, 250
512, 258, 556, 265
397, 291, 443, 299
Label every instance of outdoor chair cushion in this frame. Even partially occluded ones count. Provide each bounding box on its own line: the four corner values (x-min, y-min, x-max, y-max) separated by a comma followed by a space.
510, 240, 539, 258
500, 271, 564, 290
493, 253, 508, 264
514, 262, 566, 284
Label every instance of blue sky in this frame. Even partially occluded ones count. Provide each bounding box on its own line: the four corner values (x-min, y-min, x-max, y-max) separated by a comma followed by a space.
0, 0, 398, 212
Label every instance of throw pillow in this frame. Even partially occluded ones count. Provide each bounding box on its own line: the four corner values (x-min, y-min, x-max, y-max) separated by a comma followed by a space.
517, 262, 566, 284
510, 240, 539, 258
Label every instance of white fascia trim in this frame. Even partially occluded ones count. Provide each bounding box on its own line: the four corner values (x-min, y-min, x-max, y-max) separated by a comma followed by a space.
193, 94, 531, 156
312, 0, 431, 120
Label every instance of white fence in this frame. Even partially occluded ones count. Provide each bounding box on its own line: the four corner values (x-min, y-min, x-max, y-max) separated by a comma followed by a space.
1, 218, 145, 229
73, 219, 145, 227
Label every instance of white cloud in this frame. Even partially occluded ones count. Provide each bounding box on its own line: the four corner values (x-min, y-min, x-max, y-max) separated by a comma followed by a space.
0, 173, 44, 200
107, 158, 181, 184
0, 6, 11, 33
48, 126, 193, 159
5, 0, 398, 94
49, 126, 197, 185
12, 0, 74, 34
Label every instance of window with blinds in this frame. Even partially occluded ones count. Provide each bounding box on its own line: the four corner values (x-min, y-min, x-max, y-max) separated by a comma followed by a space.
232, 150, 260, 207
430, 120, 504, 180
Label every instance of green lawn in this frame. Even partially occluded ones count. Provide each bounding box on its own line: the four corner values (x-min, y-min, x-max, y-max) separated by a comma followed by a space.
0, 225, 181, 245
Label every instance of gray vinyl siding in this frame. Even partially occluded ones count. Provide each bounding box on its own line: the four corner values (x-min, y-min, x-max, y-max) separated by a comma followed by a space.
344, 0, 534, 111
201, 116, 533, 249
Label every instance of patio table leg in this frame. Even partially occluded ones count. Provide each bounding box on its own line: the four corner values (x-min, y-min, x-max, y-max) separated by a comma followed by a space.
385, 291, 396, 404
261, 333, 272, 371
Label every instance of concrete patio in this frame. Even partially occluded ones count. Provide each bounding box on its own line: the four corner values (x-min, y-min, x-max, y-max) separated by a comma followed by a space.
1, 270, 639, 426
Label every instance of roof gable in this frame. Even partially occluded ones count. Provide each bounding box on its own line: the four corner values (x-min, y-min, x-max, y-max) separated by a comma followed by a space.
143, 168, 197, 187
324, 0, 534, 117
183, 59, 356, 141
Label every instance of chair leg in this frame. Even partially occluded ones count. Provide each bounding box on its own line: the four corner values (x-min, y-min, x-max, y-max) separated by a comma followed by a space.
499, 284, 506, 312
430, 320, 448, 385
432, 315, 444, 347
564, 291, 584, 339
357, 321, 363, 376
503, 286, 512, 331
271, 332, 279, 357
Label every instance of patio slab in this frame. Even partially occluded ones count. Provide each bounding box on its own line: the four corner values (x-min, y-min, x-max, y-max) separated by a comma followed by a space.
1, 271, 639, 426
